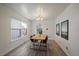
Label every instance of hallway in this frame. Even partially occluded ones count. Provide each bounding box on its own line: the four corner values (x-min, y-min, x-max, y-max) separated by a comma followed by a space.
5, 40, 66, 56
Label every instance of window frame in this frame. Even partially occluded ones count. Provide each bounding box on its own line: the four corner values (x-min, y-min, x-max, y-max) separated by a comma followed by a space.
11, 18, 27, 42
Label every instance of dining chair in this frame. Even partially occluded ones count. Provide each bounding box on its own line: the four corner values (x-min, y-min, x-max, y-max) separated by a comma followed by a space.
30, 35, 40, 49
41, 35, 48, 43
40, 35, 48, 50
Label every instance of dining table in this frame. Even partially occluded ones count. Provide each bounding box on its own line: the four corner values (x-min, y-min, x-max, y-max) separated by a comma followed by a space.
32, 34, 46, 41
31, 34, 47, 49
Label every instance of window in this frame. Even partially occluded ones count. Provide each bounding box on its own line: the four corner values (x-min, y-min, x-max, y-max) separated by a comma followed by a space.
11, 18, 27, 41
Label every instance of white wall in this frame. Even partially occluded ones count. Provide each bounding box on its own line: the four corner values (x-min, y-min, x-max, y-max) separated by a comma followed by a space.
0, 4, 32, 55
55, 4, 79, 56
32, 19, 55, 40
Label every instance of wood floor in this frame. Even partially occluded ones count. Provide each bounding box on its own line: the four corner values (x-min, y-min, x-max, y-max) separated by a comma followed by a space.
5, 40, 67, 56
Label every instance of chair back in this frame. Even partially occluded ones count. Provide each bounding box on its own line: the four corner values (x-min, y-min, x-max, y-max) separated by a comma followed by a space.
30, 34, 36, 42
30, 35, 33, 42
43, 35, 48, 43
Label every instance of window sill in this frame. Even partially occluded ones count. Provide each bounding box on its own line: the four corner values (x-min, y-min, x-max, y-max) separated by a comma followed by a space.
11, 35, 27, 42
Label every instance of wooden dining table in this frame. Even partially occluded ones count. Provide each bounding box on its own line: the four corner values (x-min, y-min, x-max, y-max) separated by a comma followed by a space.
32, 34, 46, 40
31, 34, 47, 49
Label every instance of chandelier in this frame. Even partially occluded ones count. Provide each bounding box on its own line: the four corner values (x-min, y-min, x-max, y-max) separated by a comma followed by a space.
36, 7, 44, 21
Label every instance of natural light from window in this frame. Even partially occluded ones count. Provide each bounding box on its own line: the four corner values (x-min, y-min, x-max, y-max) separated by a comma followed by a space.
11, 18, 27, 41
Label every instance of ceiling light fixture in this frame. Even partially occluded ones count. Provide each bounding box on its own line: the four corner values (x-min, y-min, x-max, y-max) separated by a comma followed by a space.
36, 7, 44, 21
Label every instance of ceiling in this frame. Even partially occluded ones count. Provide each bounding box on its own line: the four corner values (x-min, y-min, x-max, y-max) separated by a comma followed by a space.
4, 3, 70, 21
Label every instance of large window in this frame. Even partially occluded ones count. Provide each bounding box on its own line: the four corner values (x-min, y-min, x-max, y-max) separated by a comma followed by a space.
11, 18, 27, 41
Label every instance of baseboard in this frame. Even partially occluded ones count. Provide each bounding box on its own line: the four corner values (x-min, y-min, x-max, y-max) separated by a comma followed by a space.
54, 40, 71, 56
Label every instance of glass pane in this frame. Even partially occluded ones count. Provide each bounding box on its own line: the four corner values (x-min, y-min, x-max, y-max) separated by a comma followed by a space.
11, 18, 21, 29
21, 22, 27, 28
11, 29, 20, 40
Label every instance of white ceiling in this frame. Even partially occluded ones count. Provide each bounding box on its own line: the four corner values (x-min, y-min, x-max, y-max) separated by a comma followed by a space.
4, 3, 70, 21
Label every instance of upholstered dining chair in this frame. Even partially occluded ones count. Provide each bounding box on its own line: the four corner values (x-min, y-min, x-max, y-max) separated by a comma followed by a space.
30, 35, 40, 49
40, 35, 48, 50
